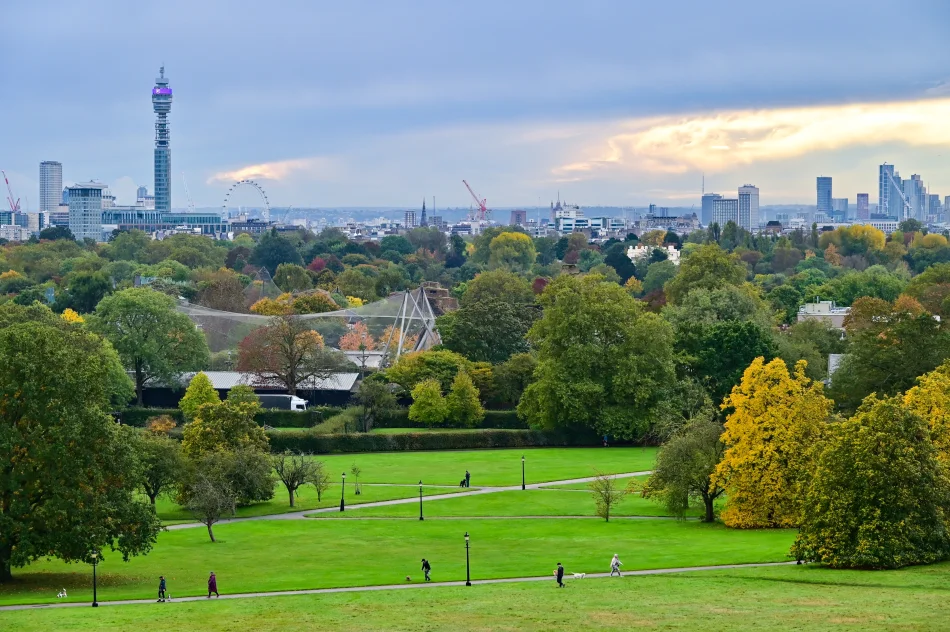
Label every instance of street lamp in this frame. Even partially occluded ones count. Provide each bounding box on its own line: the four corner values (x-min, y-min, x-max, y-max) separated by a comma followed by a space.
90, 551, 99, 607
464, 532, 471, 586
419, 480, 424, 521
521, 455, 526, 490
340, 472, 346, 512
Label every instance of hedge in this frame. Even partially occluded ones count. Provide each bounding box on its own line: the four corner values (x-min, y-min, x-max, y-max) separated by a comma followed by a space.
374, 409, 527, 430
118, 407, 343, 429
265, 427, 602, 454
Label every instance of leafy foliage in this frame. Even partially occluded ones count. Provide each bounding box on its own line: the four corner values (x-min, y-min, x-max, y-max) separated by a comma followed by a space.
179, 372, 221, 422
409, 379, 449, 426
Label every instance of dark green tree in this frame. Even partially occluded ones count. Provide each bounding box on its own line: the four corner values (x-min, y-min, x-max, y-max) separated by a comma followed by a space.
38, 225, 74, 241
437, 298, 534, 363
251, 228, 303, 275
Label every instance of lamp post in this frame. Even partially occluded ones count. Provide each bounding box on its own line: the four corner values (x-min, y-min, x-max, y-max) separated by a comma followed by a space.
521, 454, 526, 491
340, 472, 346, 512
90, 551, 99, 607
464, 532, 471, 586
419, 480, 424, 521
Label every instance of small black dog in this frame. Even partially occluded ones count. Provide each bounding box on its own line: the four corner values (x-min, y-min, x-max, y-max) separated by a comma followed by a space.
459, 479, 466, 487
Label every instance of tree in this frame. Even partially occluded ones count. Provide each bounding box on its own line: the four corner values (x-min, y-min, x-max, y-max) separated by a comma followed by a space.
603, 242, 637, 283
641, 260, 677, 295
714, 358, 832, 528
181, 399, 268, 459
354, 380, 399, 433
642, 420, 725, 522
437, 298, 534, 363
38, 225, 74, 241
251, 228, 303, 275
88, 288, 210, 405
185, 460, 236, 543
272, 451, 318, 508
339, 321, 376, 351
460, 269, 534, 308
409, 379, 449, 426
664, 244, 746, 304
292, 291, 339, 315
274, 263, 313, 292
446, 371, 484, 427
336, 268, 378, 303
588, 473, 628, 522
226, 383, 260, 406
792, 396, 950, 568
136, 431, 184, 506
518, 274, 675, 439
0, 321, 160, 581
490, 352, 537, 408
179, 372, 221, 422
195, 268, 246, 312
904, 362, 950, 466
767, 285, 804, 324
386, 349, 471, 392
488, 231, 537, 272
237, 315, 349, 396
308, 460, 333, 502
59, 271, 113, 314
380, 235, 415, 255
350, 463, 362, 495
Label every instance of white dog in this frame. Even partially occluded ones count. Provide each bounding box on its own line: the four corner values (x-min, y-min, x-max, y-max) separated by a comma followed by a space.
56, 589, 68, 598
572, 573, 586, 579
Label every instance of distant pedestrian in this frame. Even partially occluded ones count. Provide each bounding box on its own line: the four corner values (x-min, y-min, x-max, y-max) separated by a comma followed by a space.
556, 562, 565, 588
465, 470, 471, 488
208, 572, 219, 598
610, 554, 623, 577
157, 576, 167, 602
422, 558, 431, 582
603, 435, 609, 447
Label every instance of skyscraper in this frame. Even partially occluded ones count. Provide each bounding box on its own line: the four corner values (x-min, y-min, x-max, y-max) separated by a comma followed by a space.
737, 185, 759, 231
816, 177, 832, 214
152, 67, 173, 213
711, 198, 739, 227
879, 164, 903, 219
701, 193, 722, 225
832, 198, 849, 221
39, 161, 62, 213
67, 182, 107, 242
902, 175, 926, 221
404, 210, 416, 229
929, 194, 942, 219
856, 193, 869, 220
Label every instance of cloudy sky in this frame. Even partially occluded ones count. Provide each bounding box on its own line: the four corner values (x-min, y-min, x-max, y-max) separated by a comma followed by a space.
3, 0, 950, 210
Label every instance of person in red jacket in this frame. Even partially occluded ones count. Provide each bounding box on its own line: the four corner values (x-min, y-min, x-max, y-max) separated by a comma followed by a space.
208, 572, 219, 598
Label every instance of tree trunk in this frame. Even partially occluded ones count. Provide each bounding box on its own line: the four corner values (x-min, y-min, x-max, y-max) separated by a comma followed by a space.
703, 496, 715, 523
288, 487, 295, 508
207, 523, 216, 543
149, 494, 157, 506
136, 370, 145, 406
0, 550, 12, 582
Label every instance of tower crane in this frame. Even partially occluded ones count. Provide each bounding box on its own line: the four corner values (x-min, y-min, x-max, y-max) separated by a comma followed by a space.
2, 171, 20, 213
181, 172, 196, 213
462, 179, 489, 222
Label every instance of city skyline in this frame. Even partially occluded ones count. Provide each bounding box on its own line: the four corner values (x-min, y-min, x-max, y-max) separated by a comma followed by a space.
3, 1, 950, 209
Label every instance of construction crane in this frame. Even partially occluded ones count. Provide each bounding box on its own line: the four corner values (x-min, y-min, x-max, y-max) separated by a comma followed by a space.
181, 172, 196, 213
883, 168, 913, 219
2, 171, 20, 213
462, 179, 489, 222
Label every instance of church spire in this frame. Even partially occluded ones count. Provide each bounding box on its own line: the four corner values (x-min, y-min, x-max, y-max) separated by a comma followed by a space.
420, 198, 428, 227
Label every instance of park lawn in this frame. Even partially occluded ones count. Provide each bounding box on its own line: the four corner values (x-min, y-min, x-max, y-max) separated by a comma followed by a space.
7, 562, 950, 631
313, 447, 656, 487
541, 474, 648, 490
153, 482, 466, 522
316, 488, 704, 518
0, 517, 794, 606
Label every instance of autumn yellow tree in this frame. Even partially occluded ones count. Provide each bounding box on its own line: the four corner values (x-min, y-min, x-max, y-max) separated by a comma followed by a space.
250, 297, 293, 316
714, 357, 832, 528
904, 361, 950, 466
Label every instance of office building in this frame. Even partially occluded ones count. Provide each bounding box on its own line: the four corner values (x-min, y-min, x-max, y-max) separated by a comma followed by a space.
856, 193, 869, 220
738, 184, 760, 231
39, 161, 62, 213
902, 175, 926, 221
152, 67, 173, 213
712, 198, 739, 227
510, 209, 527, 225
816, 177, 833, 214
701, 193, 722, 225
832, 198, 849, 221
67, 182, 107, 241
929, 194, 942, 219
137, 185, 148, 200
404, 210, 416, 229
879, 164, 904, 219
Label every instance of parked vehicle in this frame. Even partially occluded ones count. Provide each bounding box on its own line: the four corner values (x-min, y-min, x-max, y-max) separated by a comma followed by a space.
257, 394, 308, 411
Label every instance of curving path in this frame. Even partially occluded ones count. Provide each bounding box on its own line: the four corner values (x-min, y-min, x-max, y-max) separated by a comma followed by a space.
0, 562, 795, 612
166, 471, 651, 531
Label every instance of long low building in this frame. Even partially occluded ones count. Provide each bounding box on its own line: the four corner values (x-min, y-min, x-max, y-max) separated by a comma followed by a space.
140, 371, 360, 408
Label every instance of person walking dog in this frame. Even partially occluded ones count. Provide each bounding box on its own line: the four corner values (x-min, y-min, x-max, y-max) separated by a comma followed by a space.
208, 572, 219, 598
465, 470, 471, 488
157, 576, 167, 602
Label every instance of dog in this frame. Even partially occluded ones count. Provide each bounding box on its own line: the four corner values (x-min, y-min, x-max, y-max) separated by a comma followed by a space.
572, 573, 586, 579
405, 576, 412, 582
56, 589, 68, 598
459, 479, 467, 488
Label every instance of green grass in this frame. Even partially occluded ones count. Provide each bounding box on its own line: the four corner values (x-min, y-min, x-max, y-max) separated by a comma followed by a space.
153, 482, 465, 522
371, 427, 493, 434
0, 517, 793, 606
315, 447, 655, 487
541, 474, 647, 490
318, 488, 700, 518
7, 563, 950, 631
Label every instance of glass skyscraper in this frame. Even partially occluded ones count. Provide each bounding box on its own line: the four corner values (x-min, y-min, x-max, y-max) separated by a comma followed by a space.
816, 177, 832, 214
152, 67, 173, 214
39, 161, 62, 213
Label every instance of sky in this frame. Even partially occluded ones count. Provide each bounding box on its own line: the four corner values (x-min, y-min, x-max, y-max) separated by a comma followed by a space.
2, 0, 950, 211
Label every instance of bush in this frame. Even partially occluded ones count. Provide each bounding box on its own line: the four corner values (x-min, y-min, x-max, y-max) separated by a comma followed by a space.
120, 408, 184, 427
119, 407, 342, 429
372, 409, 525, 430
265, 427, 602, 454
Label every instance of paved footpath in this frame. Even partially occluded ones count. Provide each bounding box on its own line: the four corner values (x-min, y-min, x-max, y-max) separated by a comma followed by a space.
0, 562, 795, 612
166, 471, 651, 531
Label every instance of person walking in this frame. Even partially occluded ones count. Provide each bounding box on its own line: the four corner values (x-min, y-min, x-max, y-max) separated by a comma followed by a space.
610, 554, 623, 577
556, 562, 565, 588
157, 576, 167, 602
208, 572, 219, 598
422, 558, 431, 582
465, 470, 471, 488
